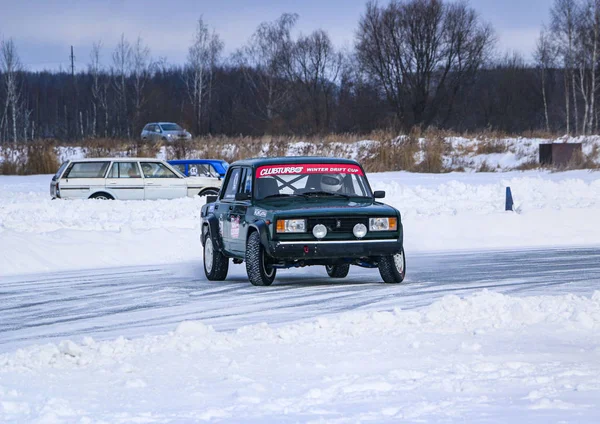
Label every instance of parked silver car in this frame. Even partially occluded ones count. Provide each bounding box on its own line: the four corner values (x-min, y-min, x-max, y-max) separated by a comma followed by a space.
141, 122, 192, 142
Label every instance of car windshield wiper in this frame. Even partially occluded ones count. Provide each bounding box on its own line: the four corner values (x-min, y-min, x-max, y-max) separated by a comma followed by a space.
301, 191, 351, 199
261, 193, 304, 199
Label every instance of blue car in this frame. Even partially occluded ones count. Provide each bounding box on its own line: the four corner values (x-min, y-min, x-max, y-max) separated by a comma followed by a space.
168, 159, 229, 179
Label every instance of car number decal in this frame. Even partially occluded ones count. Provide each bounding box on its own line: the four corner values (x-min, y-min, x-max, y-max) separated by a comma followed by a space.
254, 208, 267, 218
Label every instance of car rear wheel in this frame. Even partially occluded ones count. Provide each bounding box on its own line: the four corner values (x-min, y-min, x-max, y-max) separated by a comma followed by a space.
204, 233, 229, 281
246, 231, 276, 286
325, 264, 350, 278
89, 192, 113, 200
378, 247, 406, 284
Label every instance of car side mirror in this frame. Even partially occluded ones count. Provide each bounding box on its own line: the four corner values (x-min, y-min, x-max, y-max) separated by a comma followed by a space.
374, 190, 386, 199
235, 192, 251, 201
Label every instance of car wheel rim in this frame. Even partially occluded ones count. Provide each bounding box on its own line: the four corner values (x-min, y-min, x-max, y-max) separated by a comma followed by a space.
326, 265, 333, 272
96, 195, 108, 200
205, 238, 214, 273
394, 251, 405, 274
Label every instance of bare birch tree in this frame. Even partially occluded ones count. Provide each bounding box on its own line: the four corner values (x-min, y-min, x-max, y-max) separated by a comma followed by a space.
185, 17, 223, 135
89, 41, 103, 138
237, 13, 298, 131
0, 38, 23, 142
535, 28, 557, 133
551, 0, 580, 134
131, 37, 151, 137
112, 34, 132, 138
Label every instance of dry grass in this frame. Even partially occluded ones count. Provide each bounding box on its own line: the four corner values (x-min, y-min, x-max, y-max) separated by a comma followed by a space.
0, 142, 59, 175
515, 159, 539, 171
475, 140, 508, 155
1, 130, 599, 175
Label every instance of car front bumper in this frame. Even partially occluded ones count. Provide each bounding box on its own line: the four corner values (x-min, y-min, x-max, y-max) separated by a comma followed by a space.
267, 238, 403, 260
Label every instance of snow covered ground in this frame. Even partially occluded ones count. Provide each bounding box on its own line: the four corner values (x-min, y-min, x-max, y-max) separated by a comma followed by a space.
1, 170, 600, 422
2, 170, 600, 275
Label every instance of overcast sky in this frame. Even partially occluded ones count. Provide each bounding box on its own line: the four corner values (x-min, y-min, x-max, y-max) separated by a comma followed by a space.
0, 0, 553, 72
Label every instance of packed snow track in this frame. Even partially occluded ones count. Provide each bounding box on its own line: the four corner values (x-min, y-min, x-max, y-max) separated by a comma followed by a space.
3, 246, 599, 352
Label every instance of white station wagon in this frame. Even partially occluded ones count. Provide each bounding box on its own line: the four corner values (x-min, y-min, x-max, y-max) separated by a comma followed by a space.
50, 158, 222, 200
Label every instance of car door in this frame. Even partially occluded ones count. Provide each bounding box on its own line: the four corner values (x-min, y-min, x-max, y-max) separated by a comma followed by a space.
105, 161, 144, 200
229, 167, 253, 255
217, 167, 242, 254
140, 161, 187, 199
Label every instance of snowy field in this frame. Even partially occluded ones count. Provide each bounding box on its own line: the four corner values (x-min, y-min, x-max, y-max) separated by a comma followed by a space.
1, 170, 600, 422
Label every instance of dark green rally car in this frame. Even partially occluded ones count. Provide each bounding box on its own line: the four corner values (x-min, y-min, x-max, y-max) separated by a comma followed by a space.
200, 156, 405, 286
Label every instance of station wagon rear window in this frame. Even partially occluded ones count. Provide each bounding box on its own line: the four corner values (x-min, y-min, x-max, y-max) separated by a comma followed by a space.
64, 161, 110, 178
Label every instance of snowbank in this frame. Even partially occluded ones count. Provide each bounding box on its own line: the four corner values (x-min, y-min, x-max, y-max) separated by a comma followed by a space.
1, 291, 599, 422
2, 170, 600, 275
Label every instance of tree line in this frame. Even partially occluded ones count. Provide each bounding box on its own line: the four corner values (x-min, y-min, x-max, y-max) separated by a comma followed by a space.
0, 0, 594, 142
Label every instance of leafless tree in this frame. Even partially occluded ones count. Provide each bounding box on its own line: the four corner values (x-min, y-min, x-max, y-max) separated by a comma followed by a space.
0, 38, 23, 142
185, 17, 223, 135
573, 0, 600, 134
535, 28, 557, 132
551, 0, 580, 134
237, 13, 298, 131
89, 41, 103, 138
287, 29, 343, 133
356, 0, 494, 130
131, 36, 152, 136
112, 34, 132, 138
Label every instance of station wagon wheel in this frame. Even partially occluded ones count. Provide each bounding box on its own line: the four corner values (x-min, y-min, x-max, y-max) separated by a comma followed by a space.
204, 233, 229, 281
325, 264, 350, 279
198, 188, 219, 197
378, 247, 406, 284
246, 231, 276, 286
89, 193, 113, 200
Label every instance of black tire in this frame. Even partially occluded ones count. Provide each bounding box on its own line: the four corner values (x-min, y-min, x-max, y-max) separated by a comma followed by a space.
203, 233, 229, 281
246, 231, 276, 286
326, 264, 350, 278
198, 188, 220, 196
89, 192, 114, 200
378, 247, 406, 284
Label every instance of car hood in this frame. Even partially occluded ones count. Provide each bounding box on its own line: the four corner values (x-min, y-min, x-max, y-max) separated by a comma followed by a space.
253, 198, 398, 218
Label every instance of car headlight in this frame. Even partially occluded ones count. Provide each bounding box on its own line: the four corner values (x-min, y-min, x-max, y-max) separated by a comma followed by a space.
276, 219, 306, 233
369, 217, 397, 231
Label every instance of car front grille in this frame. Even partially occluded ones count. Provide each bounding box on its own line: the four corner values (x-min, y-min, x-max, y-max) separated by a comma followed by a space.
307, 217, 368, 233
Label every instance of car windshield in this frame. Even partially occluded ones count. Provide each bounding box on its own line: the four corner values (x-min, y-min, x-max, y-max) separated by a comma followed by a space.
160, 123, 182, 131
254, 163, 372, 200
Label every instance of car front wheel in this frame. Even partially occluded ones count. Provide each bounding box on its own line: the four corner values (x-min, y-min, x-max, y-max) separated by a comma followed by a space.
378, 247, 406, 284
325, 264, 350, 278
204, 233, 229, 281
246, 231, 276, 286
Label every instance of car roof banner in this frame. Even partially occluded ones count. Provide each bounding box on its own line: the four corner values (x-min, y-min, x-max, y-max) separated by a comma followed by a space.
256, 164, 364, 178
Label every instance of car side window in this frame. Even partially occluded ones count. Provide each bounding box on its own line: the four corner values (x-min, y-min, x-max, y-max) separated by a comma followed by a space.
108, 162, 142, 179
140, 162, 178, 178
222, 168, 241, 200
64, 162, 110, 178
240, 167, 253, 195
